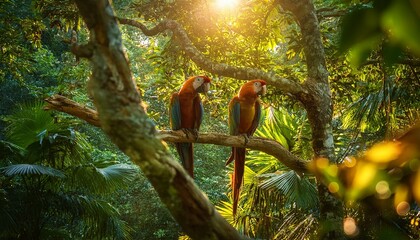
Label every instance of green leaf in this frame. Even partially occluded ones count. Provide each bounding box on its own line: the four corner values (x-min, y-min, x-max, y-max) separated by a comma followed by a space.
1, 164, 65, 178
381, 0, 420, 56
73, 163, 138, 194
4, 101, 58, 148
259, 170, 318, 210
339, 7, 381, 53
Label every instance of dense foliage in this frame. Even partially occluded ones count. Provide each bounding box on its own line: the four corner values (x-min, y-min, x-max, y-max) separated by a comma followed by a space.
1, 0, 419, 239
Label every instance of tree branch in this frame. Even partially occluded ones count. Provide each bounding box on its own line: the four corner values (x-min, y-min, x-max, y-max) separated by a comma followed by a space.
117, 17, 306, 97
44, 94, 308, 173
316, 7, 347, 21
164, 131, 308, 173
44, 95, 100, 126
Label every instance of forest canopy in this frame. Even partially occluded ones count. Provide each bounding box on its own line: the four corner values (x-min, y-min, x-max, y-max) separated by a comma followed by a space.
1, 0, 420, 239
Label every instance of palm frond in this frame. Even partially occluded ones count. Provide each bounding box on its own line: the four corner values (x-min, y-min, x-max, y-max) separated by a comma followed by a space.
247, 151, 286, 175
250, 107, 311, 172
274, 211, 317, 240
81, 199, 132, 240
1, 102, 132, 239
259, 170, 318, 210
3, 102, 92, 167
1, 164, 65, 178
0, 140, 26, 155
342, 77, 407, 133
55, 193, 131, 239
342, 91, 384, 132
4, 101, 59, 148
97, 164, 138, 187
216, 200, 235, 225
256, 106, 298, 151
71, 163, 138, 194
25, 128, 92, 166
106, 217, 133, 240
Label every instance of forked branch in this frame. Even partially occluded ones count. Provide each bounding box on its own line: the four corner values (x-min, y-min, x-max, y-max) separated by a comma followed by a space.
117, 17, 306, 96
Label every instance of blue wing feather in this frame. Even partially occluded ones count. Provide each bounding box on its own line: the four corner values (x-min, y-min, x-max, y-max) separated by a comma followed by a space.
226, 98, 241, 166
170, 92, 195, 177
169, 93, 181, 130
229, 98, 241, 136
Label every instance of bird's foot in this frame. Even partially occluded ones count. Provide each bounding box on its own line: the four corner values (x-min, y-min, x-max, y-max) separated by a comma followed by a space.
191, 129, 199, 141
241, 133, 250, 146
182, 128, 199, 141
182, 128, 190, 139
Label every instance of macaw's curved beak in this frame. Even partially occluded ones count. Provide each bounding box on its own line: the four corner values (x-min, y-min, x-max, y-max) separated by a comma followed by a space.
260, 85, 267, 95
197, 82, 211, 94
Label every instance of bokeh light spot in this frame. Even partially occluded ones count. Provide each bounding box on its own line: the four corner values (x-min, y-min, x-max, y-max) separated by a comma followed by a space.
376, 181, 391, 199
328, 182, 340, 193
343, 217, 359, 236
365, 142, 401, 163
396, 201, 410, 216
316, 157, 329, 169
328, 164, 338, 177
352, 162, 376, 190
344, 156, 357, 168
375, 181, 391, 199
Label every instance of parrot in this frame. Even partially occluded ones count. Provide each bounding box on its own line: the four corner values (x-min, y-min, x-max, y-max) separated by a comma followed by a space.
169, 75, 211, 178
226, 79, 267, 215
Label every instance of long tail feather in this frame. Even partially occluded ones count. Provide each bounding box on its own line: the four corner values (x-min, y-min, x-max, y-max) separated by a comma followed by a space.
225, 147, 235, 166
175, 143, 194, 178
232, 147, 245, 215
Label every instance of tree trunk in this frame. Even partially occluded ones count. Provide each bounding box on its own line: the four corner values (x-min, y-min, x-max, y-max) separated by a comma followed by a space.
279, 0, 345, 238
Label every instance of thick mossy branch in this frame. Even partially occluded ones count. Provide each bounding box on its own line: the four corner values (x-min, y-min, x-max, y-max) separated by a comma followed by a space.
44, 94, 308, 173
44, 95, 100, 126
117, 17, 306, 97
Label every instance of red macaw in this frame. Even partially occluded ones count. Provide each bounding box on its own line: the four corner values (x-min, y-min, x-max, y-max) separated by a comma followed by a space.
169, 75, 211, 178
226, 79, 267, 215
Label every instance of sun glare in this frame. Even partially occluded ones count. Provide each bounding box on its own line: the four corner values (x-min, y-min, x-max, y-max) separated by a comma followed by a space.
215, 0, 239, 10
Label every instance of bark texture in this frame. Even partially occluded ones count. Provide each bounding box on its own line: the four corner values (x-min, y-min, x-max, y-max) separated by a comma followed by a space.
73, 1, 243, 239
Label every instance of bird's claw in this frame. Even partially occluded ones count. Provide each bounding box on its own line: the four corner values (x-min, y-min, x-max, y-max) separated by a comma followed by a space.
181, 129, 191, 141
191, 129, 199, 141
182, 128, 199, 141
242, 134, 249, 146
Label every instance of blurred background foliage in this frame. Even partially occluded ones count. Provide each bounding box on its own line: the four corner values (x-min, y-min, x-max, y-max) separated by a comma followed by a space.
0, 0, 419, 239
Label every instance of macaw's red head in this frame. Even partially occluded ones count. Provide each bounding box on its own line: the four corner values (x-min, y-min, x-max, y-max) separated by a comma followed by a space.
181, 75, 211, 94
238, 79, 267, 98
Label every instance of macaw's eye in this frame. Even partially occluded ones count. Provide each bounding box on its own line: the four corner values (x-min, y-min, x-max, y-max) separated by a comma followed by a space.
254, 82, 260, 87
196, 77, 203, 82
